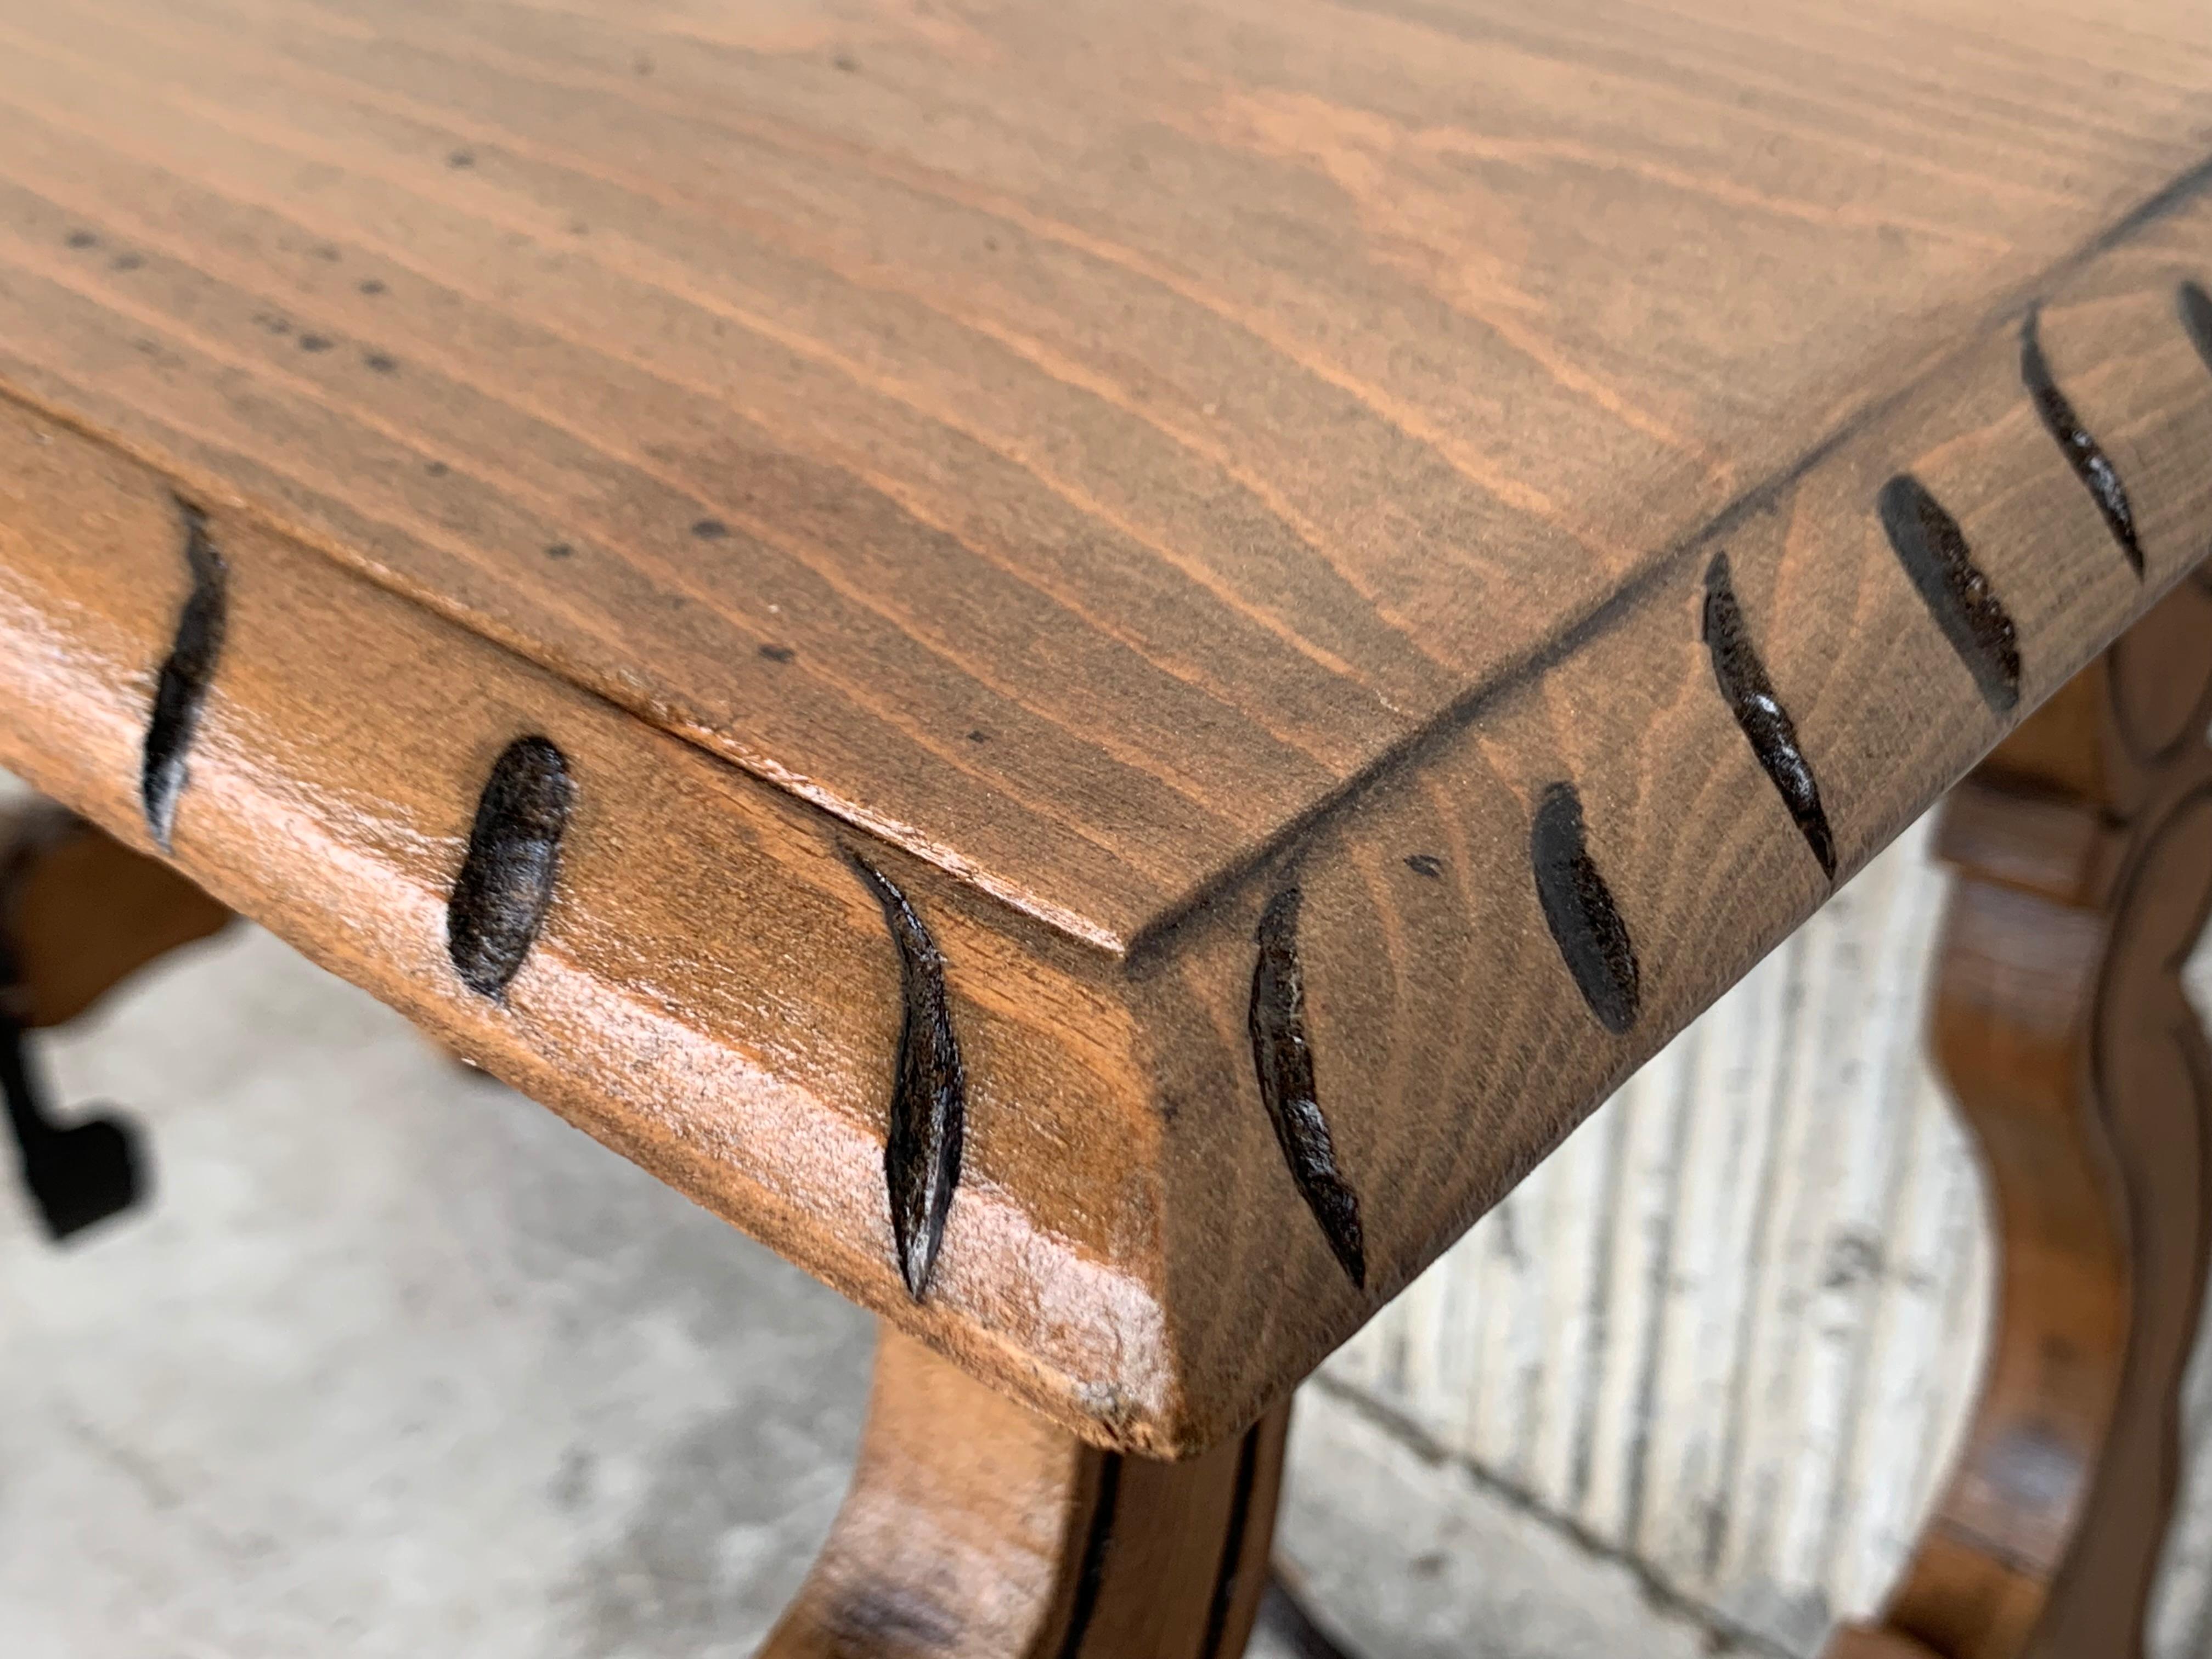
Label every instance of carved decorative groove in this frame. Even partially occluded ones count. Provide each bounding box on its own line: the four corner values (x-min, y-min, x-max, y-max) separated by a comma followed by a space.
1876, 474, 2022, 714
1528, 783, 1640, 1035
444, 735, 574, 1000
1701, 551, 1838, 880
2179, 280, 2212, 376
1198, 1423, 1266, 1659
2, 0, 2209, 1474
2020, 307, 2144, 577
138, 499, 227, 850
847, 850, 966, 1301
1248, 886, 1368, 1288
1049, 1455, 1122, 1659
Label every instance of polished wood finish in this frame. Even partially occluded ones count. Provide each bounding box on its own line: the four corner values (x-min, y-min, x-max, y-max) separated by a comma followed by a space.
762, 1325, 1285, 1659
0, 401, 1190, 1442
3, 0, 2207, 950
2, 1, 2211, 1455
1827, 574, 2212, 1655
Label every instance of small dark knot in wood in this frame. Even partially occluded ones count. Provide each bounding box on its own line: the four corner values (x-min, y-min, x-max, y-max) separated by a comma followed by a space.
1247, 886, 1367, 1288
446, 736, 574, 999
847, 850, 965, 1301
139, 498, 228, 850
1702, 551, 1836, 880
2020, 306, 2142, 577
1530, 783, 1640, 1035
1877, 473, 2021, 715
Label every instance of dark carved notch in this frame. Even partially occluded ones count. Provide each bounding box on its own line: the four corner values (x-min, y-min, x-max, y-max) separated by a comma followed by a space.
1877, 474, 2021, 715
140, 499, 228, 849
446, 736, 574, 999
1702, 552, 1837, 880
2181, 280, 2212, 377
2021, 306, 2142, 577
1197, 1423, 1266, 1659
1530, 783, 1639, 1035
847, 851, 965, 1301
1248, 886, 1367, 1288
1053, 1454, 1124, 1659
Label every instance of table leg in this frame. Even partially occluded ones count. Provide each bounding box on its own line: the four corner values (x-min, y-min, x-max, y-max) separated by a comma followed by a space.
0, 799, 229, 1238
759, 1324, 1288, 1659
1832, 569, 2212, 1656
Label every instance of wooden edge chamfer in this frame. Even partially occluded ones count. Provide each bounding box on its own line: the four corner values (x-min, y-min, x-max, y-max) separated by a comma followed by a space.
0, 205, 2210, 1454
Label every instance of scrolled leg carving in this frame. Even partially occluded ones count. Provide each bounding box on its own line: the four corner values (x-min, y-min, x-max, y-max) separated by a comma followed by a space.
1832, 571, 2212, 1657
759, 1325, 1287, 1659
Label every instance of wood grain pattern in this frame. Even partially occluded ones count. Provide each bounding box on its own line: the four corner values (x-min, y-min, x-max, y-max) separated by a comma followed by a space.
0, 399, 1199, 1446
3, 1, 2212, 1453
0, 0, 2205, 947
1133, 217, 2212, 1448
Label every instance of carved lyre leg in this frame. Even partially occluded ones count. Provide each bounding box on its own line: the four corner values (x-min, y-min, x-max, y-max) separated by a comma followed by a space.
1830, 570, 2212, 1658
760, 1325, 1288, 1659
0, 800, 229, 1238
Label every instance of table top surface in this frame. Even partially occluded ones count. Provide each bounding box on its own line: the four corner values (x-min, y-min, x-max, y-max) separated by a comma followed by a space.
0, 0, 2205, 951
3, 0, 2212, 1452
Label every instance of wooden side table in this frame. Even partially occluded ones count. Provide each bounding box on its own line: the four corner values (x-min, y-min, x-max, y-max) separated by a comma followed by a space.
3, 2, 2211, 1653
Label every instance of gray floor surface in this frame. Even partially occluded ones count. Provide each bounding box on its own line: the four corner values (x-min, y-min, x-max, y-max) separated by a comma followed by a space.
0, 923, 1723, 1657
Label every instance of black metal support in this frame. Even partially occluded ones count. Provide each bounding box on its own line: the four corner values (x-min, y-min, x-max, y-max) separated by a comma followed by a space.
0, 1007, 144, 1242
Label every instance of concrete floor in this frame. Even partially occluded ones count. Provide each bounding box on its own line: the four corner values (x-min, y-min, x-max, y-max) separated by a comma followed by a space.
0, 922, 1731, 1657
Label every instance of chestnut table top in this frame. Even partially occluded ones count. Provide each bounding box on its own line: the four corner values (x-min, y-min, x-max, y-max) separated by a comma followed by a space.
2, 0, 2210, 1453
